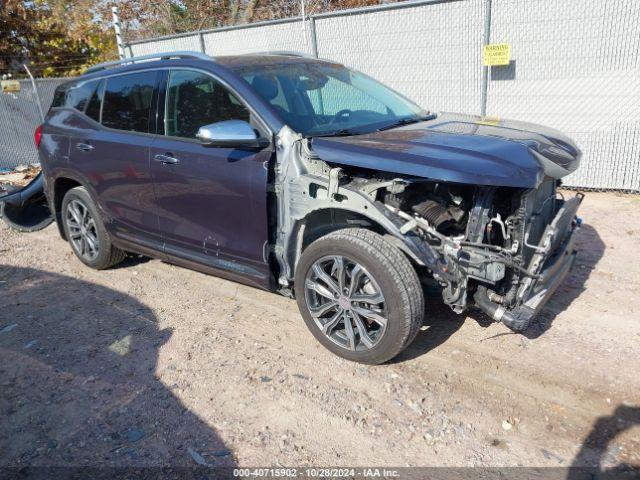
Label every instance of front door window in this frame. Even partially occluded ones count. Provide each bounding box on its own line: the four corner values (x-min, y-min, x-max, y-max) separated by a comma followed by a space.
164, 70, 250, 139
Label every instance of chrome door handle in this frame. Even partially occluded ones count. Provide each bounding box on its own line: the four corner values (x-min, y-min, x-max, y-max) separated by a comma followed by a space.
75, 142, 94, 152
154, 153, 179, 165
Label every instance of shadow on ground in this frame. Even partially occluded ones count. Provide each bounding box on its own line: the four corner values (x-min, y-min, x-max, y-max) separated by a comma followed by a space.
568, 405, 640, 479
525, 222, 605, 339
391, 296, 466, 364
112, 253, 152, 270
0, 266, 234, 473
393, 222, 605, 362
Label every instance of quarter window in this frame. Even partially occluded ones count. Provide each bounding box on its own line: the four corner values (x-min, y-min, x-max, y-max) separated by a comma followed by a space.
51, 80, 100, 112
165, 70, 250, 139
51, 86, 67, 108
101, 72, 156, 133
85, 80, 104, 122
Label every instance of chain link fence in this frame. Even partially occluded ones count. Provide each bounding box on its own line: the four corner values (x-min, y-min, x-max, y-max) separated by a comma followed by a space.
125, 0, 640, 191
1, 0, 637, 191
486, 0, 640, 191
0, 78, 69, 171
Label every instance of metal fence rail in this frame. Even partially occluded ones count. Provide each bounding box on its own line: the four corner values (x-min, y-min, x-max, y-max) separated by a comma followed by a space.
0, 78, 68, 170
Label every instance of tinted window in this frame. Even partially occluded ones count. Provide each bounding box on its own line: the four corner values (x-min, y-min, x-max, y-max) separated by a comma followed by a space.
85, 80, 104, 122
51, 80, 99, 112
51, 86, 68, 108
308, 75, 387, 116
102, 72, 156, 133
165, 70, 250, 139
243, 74, 289, 112
232, 62, 425, 136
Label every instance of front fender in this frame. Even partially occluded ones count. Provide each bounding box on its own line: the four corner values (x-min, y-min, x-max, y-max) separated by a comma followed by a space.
282, 181, 449, 284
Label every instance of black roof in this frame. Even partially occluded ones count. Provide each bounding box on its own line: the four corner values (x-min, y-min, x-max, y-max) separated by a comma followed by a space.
214, 54, 338, 69
79, 52, 339, 79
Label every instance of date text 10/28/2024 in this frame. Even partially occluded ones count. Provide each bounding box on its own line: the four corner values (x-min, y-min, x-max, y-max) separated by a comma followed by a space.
233, 468, 400, 478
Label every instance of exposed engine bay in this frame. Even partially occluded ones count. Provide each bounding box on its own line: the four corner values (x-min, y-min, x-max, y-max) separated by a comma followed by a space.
272, 127, 583, 332
379, 177, 582, 331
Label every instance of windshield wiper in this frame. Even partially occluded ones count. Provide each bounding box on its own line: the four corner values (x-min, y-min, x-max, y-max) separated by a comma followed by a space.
313, 128, 360, 138
376, 114, 436, 132
312, 113, 436, 137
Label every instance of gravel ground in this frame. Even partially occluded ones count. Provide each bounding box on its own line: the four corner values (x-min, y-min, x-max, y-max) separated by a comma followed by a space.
0, 191, 639, 470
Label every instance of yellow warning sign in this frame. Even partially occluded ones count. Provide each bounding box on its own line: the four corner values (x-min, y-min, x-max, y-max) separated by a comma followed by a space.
1, 80, 21, 93
483, 43, 511, 66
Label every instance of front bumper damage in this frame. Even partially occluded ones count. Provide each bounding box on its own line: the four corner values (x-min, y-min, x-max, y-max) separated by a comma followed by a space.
473, 193, 583, 331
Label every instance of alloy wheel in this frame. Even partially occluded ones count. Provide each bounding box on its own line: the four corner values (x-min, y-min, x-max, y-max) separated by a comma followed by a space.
304, 255, 387, 351
65, 199, 99, 261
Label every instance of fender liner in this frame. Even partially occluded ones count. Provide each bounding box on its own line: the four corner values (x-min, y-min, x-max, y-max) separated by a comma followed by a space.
0, 173, 53, 232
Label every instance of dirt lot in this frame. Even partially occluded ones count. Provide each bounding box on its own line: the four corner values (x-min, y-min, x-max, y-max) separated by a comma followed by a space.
1, 192, 639, 470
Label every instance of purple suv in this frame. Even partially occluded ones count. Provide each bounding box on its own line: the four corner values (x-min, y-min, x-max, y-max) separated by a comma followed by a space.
11, 51, 583, 363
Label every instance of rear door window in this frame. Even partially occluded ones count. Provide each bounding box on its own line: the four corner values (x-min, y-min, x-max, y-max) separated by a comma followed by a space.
101, 72, 157, 133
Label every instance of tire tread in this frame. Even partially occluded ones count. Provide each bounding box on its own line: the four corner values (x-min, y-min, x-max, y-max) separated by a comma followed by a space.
296, 228, 424, 364
327, 229, 424, 355
62, 186, 126, 270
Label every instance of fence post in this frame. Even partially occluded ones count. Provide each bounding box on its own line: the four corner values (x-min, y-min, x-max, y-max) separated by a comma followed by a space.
309, 16, 319, 58
300, 0, 309, 51
111, 6, 126, 60
199, 32, 206, 54
23, 64, 44, 123
480, 0, 492, 116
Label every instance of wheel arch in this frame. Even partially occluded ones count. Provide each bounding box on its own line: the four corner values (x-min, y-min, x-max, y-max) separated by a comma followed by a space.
301, 208, 387, 251
285, 206, 425, 289
51, 176, 84, 240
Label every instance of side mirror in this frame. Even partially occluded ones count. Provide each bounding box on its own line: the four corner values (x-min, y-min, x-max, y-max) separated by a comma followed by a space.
196, 120, 270, 150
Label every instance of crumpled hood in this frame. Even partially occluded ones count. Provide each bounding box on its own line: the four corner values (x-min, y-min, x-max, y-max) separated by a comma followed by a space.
311, 112, 581, 188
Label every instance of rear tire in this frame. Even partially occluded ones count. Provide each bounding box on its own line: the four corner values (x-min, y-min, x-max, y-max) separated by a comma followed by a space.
61, 186, 126, 270
295, 228, 424, 364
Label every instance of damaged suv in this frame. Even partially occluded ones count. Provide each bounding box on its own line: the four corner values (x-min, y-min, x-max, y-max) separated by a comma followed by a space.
9, 51, 583, 364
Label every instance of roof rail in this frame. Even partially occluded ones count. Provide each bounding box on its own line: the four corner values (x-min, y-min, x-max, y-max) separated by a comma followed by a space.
250, 51, 315, 59
84, 51, 213, 75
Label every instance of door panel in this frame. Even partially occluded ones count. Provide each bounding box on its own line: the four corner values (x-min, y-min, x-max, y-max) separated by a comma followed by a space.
69, 71, 163, 250
150, 137, 271, 281
150, 69, 272, 285
72, 126, 159, 246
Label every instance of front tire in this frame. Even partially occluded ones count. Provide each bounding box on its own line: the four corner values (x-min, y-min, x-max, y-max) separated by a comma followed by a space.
61, 186, 126, 270
295, 228, 424, 364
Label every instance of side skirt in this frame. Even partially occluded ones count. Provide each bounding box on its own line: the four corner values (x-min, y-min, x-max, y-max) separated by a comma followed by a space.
112, 235, 275, 293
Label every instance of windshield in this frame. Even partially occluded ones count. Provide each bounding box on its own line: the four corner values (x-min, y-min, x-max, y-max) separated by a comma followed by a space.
233, 62, 427, 136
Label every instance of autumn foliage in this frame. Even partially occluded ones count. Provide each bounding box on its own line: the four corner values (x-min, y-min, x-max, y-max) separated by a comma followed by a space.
1, 0, 389, 78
